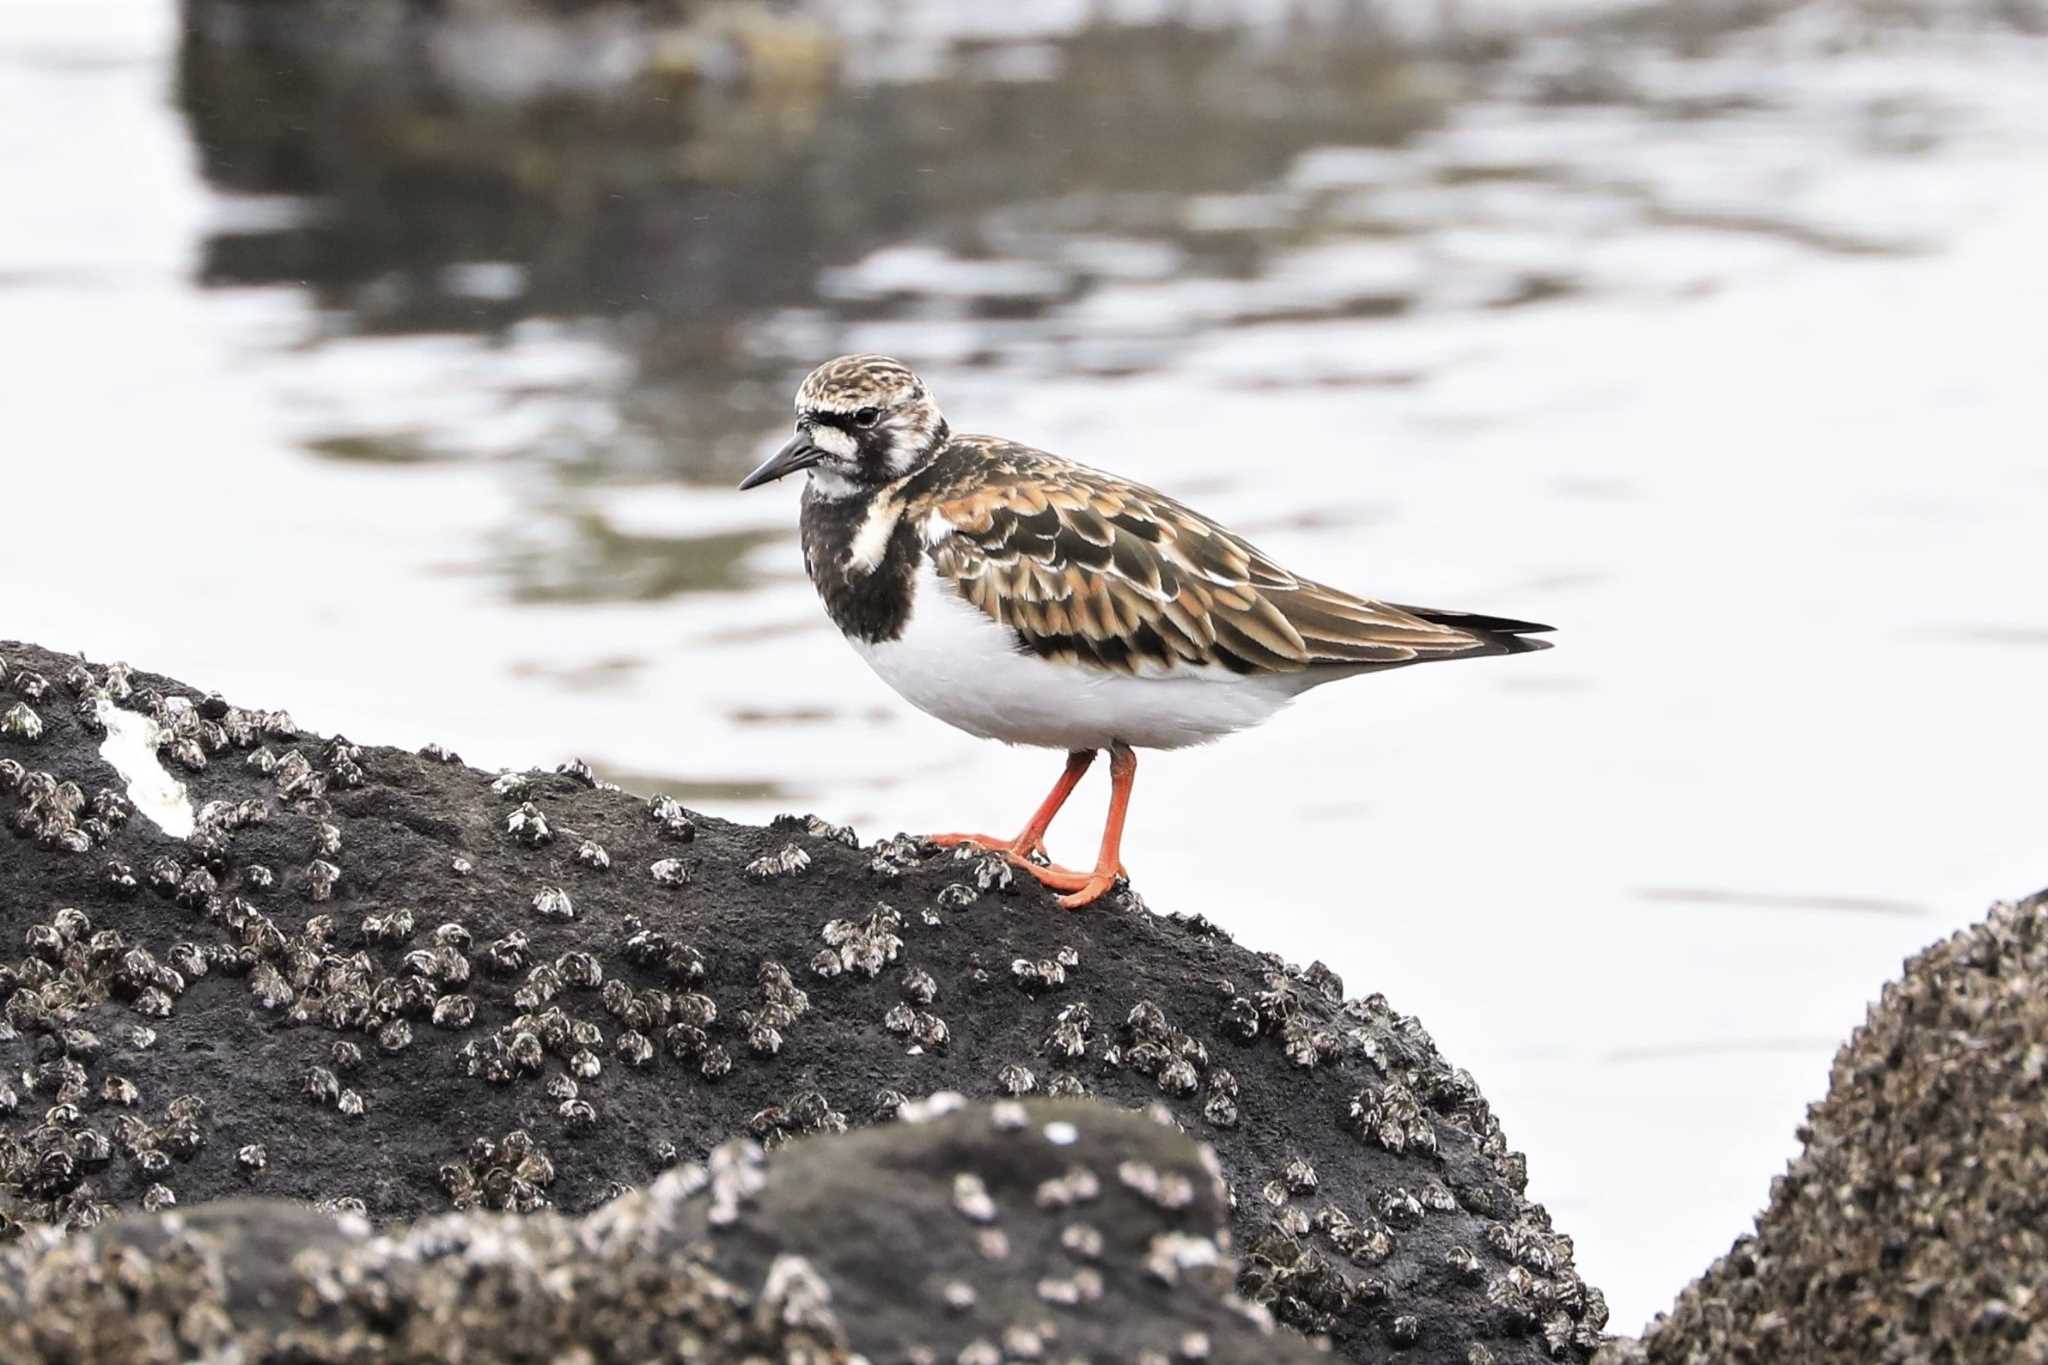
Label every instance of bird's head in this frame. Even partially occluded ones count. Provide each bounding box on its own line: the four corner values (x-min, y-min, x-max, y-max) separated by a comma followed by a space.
738, 354, 949, 497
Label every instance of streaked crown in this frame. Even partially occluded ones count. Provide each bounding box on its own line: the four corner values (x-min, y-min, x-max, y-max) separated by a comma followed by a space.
795, 353, 928, 416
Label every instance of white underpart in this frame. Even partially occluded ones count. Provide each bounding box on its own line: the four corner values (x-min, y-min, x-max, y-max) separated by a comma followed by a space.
851, 564, 1308, 751
95, 698, 195, 838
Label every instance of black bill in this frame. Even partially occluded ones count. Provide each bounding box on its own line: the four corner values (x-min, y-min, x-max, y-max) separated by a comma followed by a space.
738, 434, 822, 490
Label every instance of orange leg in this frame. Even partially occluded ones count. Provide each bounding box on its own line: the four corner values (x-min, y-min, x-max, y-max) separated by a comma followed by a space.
927, 750, 1096, 864
1028, 742, 1135, 910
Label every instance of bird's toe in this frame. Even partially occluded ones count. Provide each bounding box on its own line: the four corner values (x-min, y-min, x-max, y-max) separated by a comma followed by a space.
1054, 873, 1122, 910
926, 831, 1017, 855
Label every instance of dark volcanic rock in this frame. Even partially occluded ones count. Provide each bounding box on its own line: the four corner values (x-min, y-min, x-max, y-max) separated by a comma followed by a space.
0, 641, 1604, 1364
1599, 889, 2048, 1365
0, 1097, 1318, 1364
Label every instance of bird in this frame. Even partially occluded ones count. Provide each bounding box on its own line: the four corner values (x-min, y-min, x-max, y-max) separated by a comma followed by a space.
738, 354, 1552, 909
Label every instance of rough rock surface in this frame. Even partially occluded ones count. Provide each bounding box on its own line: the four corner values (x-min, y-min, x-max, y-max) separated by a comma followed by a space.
0, 641, 1605, 1365
0, 1096, 1318, 1364
1598, 889, 2048, 1365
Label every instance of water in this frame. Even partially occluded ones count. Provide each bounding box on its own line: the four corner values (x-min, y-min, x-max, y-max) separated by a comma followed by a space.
5, 0, 2047, 1332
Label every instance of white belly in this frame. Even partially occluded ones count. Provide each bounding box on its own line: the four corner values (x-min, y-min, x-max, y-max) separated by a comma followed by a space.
850, 566, 1302, 751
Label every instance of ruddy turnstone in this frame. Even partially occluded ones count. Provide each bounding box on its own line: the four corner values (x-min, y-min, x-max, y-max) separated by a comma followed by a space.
740, 354, 1552, 909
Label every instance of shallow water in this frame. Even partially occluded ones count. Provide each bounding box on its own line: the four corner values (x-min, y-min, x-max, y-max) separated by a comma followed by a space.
5, 0, 2047, 1332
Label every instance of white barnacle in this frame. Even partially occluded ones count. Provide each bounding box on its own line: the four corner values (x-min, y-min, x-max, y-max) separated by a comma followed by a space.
1142, 1231, 1220, 1284
0, 702, 43, 742
745, 844, 812, 883
952, 1173, 998, 1224
898, 1091, 966, 1125
489, 770, 532, 798
506, 802, 553, 846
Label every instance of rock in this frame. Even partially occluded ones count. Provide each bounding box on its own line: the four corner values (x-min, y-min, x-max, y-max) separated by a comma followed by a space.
0, 1097, 1317, 1364
1601, 890, 2048, 1365
0, 641, 1603, 1364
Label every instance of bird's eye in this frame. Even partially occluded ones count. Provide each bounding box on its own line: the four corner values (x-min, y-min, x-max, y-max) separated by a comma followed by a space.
852, 406, 881, 429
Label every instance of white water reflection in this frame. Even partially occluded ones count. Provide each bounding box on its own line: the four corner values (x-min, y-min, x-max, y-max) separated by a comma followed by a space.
4, 0, 2048, 1336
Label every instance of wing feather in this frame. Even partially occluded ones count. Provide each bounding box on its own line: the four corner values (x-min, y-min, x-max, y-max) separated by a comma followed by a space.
913, 441, 1548, 677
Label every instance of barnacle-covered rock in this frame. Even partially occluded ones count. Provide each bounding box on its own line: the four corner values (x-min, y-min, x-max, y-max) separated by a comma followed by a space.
0, 641, 1609, 1365
1600, 892, 2048, 1365
0, 1100, 1318, 1364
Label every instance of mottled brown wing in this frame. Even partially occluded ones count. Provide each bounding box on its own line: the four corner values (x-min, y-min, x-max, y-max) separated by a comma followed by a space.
916, 447, 1497, 677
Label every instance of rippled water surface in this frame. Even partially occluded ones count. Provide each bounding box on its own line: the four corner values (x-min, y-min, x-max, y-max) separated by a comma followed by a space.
5, 0, 2047, 1331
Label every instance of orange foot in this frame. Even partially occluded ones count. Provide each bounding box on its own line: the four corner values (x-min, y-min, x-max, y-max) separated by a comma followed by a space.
1055, 872, 1124, 911
1015, 860, 1129, 910
926, 831, 1046, 861
928, 834, 1122, 906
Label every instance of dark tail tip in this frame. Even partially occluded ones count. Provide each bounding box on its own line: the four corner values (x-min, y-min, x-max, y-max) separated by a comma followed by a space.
1404, 607, 1555, 654
1491, 630, 1554, 655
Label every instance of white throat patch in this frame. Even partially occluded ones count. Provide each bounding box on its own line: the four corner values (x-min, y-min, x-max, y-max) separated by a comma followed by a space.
806, 467, 860, 501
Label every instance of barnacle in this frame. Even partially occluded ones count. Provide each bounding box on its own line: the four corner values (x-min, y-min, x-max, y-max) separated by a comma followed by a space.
819, 906, 903, 977
490, 771, 532, 799
506, 802, 553, 846
305, 860, 341, 902
1, 703, 45, 741
745, 844, 811, 883
648, 794, 696, 841
1011, 958, 1067, 992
